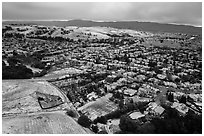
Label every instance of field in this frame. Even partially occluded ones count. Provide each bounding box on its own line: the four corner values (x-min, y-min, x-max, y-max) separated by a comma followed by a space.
77, 93, 118, 120
3, 111, 89, 134
43, 67, 83, 79
2, 79, 89, 134
2, 80, 68, 115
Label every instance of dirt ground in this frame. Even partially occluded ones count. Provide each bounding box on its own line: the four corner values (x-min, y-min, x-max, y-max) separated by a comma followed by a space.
3, 111, 88, 134
2, 79, 90, 134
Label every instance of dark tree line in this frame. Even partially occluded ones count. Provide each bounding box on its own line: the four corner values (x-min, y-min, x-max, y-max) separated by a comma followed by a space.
2, 60, 33, 79
119, 105, 202, 134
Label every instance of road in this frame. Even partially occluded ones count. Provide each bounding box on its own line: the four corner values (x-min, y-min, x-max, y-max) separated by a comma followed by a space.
47, 81, 80, 117
2, 78, 91, 134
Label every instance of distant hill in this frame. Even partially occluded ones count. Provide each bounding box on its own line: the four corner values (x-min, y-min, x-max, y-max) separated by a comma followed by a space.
3, 19, 202, 35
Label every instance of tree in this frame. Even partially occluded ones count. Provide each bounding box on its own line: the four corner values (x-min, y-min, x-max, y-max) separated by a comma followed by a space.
129, 98, 134, 103
105, 109, 122, 119
119, 99, 124, 109
93, 116, 107, 124
32, 61, 46, 69
95, 57, 100, 64
91, 124, 99, 133
139, 38, 144, 44
179, 95, 186, 104
167, 92, 174, 102
137, 122, 156, 134
160, 39, 164, 43
163, 106, 179, 119
149, 106, 202, 134
154, 66, 163, 74
137, 101, 149, 114
119, 114, 142, 133
184, 110, 202, 133
77, 115, 92, 128
113, 91, 123, 99
148, 60, 157, 68
3, 62, 33, 79
7, 57, 20, 65
2, 61, 6, 67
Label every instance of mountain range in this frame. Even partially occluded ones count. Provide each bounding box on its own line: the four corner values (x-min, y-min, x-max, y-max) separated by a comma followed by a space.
3, 19, 202, 35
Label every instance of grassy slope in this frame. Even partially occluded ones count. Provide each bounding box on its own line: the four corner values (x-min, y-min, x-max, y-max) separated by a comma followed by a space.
2, 80, 90, 134
3, 111, 89, 134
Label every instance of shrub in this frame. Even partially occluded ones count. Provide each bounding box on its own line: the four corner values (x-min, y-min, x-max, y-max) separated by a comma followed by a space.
77, 115, 92, 128
91, 124, 99, 133
32, 61, 46, 69
93, 116, 107, 124
66, 109, 77, 118
179, 95, 186, 104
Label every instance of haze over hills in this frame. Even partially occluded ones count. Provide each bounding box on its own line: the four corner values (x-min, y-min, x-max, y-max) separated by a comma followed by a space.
3, 19, 202, 35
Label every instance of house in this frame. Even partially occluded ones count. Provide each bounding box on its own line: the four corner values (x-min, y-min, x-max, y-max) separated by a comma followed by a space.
145, 102, 165, 115
87, 92, 98, 101
123, 88, 137, 96
171, 102, 189, 116
157, 74, 166, 80
129, 111, 145, 119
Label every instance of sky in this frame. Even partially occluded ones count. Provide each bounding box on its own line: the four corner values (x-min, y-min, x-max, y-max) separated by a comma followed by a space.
2, 2, 202, 26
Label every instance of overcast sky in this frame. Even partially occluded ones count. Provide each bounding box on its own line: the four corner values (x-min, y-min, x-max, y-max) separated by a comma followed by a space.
2, 2, 202, 26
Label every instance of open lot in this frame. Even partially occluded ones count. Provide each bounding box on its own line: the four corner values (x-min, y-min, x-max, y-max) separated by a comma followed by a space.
78, 93, 118, 120
3, 111, 89, 134
2, 80, 89, 134
2, 80, 67, 115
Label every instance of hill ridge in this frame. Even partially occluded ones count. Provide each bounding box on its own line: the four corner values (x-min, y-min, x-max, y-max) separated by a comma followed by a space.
2, 19, 202, 35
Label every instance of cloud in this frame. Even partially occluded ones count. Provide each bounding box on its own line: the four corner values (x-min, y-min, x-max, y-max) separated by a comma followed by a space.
89, 2, 132, 20
2, 2, 202, 26
122, 2, 202, 26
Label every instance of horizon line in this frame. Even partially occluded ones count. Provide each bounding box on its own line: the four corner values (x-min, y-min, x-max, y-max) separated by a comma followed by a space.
2, 19, 202, 28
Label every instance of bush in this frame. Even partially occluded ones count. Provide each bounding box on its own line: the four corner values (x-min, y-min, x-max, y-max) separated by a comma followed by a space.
66, 109, 77, 118
105, 109, 122, 119
32, 61, 46, 69
91, 124, 99, 133
77, 115, 92, 128
93, 116, 107, 124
